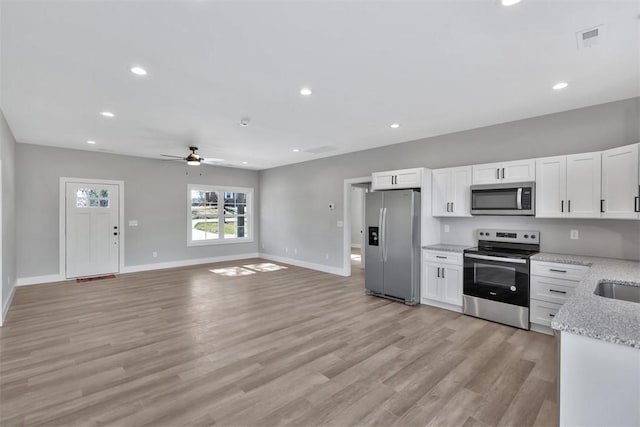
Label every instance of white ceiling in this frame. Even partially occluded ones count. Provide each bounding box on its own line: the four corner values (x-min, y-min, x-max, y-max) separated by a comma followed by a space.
1, 0, 639, 170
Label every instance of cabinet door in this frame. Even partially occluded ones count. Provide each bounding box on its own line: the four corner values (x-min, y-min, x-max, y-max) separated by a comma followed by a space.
502, 159, 536, 183
372, 172, 394, 190
602, 143, 639, 219
536, 156, 566, 218
566, 152, 601, 218
422, 263, 441, 300
432, 169, 451, 217
395, 168, 422, 189
441, 266, 462, 306
472, 162, 502, 185
451, 167, 472, 216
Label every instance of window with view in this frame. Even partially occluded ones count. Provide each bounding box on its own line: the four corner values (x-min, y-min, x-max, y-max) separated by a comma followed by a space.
187, 185, 253, 246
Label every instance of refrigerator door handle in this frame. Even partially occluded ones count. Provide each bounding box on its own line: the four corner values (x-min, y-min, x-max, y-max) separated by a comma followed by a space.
378, 208, 384, 262
382, 207, 388, 262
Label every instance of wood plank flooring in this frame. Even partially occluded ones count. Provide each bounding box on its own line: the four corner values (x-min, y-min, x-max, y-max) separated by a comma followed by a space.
0, 257, 558, 426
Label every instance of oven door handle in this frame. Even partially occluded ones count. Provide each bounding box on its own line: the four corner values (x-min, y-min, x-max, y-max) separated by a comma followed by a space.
464, 253, 527, 264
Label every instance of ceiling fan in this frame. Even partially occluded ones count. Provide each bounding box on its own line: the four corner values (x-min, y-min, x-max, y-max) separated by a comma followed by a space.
161, 146, 205, 166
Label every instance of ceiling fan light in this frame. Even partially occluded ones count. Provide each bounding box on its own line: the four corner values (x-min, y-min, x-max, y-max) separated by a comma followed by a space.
187, 160, 201, 166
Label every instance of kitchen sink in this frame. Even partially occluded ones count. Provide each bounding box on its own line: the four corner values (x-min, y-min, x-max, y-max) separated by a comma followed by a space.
594, 281, 640, 303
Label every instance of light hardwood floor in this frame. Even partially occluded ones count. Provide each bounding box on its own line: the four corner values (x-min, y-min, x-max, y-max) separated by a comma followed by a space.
0, 257, 557, 426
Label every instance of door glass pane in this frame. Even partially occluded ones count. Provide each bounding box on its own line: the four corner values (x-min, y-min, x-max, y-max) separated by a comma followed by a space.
474, 263, 516, 288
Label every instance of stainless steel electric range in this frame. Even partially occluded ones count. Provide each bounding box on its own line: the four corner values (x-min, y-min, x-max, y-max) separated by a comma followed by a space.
463, 229, 540, 330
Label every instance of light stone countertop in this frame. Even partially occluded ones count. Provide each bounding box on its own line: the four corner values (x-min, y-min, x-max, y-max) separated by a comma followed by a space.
532, 252, 640, 349
422, 244, 471, 254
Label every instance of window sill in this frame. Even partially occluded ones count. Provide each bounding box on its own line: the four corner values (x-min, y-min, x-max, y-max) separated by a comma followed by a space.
187, 238, 254, 247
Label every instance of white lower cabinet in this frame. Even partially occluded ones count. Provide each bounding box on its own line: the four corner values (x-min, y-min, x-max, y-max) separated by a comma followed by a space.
421, 250, 463, 311
530, 260, 589, 334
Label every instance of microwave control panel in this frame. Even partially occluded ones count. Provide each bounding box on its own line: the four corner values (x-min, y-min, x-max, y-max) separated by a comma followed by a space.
521, 188, 532, 209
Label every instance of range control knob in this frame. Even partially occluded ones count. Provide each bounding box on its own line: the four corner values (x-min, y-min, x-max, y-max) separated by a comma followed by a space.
530, 234, 536, 239
524, 234, 529, 238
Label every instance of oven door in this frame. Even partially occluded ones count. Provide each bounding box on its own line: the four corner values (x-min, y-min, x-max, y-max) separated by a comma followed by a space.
463, 253, 530, 307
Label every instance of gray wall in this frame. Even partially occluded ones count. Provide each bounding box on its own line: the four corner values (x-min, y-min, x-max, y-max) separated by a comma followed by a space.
1, 108, 16, 317
260, 97, 640, 267
16, 144, 260, 278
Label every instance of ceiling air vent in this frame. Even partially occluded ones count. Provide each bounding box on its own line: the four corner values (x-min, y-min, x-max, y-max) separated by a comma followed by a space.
576, 25, 605, 49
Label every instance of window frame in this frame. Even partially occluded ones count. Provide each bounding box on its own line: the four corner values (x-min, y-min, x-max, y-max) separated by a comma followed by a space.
187, 184, 254, 247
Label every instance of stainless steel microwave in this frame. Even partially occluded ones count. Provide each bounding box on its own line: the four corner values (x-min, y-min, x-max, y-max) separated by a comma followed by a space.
470, 182, 535, 215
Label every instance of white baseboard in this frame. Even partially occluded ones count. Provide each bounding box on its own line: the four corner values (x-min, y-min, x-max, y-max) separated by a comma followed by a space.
1, 284, 16, 326
16, 274, 66, 287
259, 253, 348, 277
420, 298, 463, 313
121, 253, 261, 274
530, 323, 554, 336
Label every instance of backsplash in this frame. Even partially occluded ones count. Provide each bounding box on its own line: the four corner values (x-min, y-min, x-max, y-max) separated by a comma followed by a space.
439, 216, 640, 261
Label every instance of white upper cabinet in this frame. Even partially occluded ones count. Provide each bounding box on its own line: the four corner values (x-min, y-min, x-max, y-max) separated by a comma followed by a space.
566, 152, 602, 218
536, 156, 566, 217
372, 168, 423, 190
431, 167, 472, 217
601, 143, 640, 219
535, 152, 601, 218
472, 159, 535, 184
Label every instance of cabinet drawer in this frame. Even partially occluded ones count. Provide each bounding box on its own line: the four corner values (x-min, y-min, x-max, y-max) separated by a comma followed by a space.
423, 250, 462, 266
531, 276, 577, 304
530, 299, 562, 327
531, 261, 589, 281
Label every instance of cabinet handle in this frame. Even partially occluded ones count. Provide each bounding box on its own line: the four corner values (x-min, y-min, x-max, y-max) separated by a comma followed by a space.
600, 199, 605, 213
561, 200, 564, 213
568, 200, 571, 213
436, 256, 447, 259
496, 168, 500, 180
437, 267, 440, 278
447, 202, 451, 212
501, 168, 505, 179
549, 313, 555, 318
442, 268, 445, 278
549, 269, 567, 273
635, 191, 640, 213
451, 202, 454, 212
549, 289, 567, 294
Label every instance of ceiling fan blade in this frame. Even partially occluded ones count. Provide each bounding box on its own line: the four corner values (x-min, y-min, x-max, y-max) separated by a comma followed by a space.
160, 154, 186, 159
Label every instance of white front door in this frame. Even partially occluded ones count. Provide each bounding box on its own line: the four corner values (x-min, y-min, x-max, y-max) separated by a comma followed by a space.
65, 182, 120, 278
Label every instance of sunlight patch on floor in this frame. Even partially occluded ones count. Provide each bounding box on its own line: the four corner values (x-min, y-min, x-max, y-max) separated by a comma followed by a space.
243, 263, 288, 272
209, 262, 288, 277
351, 254, 361, 262
209, 267, 256, 277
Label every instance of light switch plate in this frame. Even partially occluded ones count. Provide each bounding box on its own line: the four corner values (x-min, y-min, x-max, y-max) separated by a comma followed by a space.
570, 230, 579, 240
444, 224, 450, 233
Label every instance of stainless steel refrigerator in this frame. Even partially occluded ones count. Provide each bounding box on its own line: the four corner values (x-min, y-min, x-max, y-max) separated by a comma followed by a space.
365, 189, 421, 305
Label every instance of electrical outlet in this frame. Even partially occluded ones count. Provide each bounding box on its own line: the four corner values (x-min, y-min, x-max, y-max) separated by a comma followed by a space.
261, 243, 265, 250
325, 253, 329, 260
285, 247, 289, 253
294, 248, 298, 255
570, 230, 579, 240
337, 221, 344, 228
444, 224, 450, 233
152, 251, 158, 258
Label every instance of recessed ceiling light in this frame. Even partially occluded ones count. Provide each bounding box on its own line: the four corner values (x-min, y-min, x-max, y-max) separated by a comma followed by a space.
300, 87, 312, 96
130, 66, 147, 76
293, 148, 300, 152
390, 123, 400, 129
552, 81, 569, 90
501, 0, 521, 6
87, 140, 97, 145
100, 111, 115, 118
242, 161, 248, 165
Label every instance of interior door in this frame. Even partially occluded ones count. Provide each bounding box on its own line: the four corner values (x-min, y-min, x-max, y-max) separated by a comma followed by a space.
66, 182, 119, 278
382, 190, 414, 300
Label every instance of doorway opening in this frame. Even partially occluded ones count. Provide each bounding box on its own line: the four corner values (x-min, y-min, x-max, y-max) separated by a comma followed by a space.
342, 177, 372, 277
